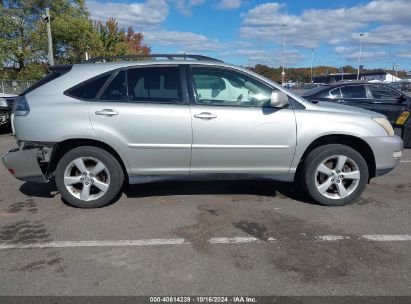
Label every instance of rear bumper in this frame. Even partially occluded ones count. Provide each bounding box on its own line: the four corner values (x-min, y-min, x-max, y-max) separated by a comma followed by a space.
1, 147, 47, 183
362, 135, 403, 177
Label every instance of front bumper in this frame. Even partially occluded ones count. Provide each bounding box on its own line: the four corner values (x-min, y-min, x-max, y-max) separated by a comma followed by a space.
362, 135, 403, 177
1, 147, 48, 183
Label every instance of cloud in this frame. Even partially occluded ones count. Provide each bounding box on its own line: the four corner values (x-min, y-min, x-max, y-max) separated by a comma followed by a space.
335, 46, 355, 54
397, 52, 411, 59
144, 30, 226, 52
87, 0, 168, 27
240, 0, 411, 48
215, 0, 242, 10
342, 51, 387, 61
173, 0, 206, 16
220, 49, 304, 66
351, 25, 411, 46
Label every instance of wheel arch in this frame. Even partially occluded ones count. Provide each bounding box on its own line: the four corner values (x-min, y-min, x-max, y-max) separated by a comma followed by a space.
47, 138, 129, 181
295, 134, 376, 181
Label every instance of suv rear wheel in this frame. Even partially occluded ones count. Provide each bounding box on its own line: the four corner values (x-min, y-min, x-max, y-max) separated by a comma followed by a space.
302, 144, 369, 206
55, 146, 124, 208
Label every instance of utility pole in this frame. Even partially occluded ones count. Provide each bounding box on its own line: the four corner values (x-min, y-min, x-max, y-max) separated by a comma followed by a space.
281, 24, 287, 86
310, 48, 314, 83
44, 8, 54, 66
356, 33, 364, 80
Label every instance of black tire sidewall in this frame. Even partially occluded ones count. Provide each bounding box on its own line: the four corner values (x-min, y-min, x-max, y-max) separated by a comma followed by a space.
303, 144, 369, 206
55, 146, 124, 208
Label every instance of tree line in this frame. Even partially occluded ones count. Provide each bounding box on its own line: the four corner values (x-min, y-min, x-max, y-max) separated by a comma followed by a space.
0, 0, 150, 80
249, 64, 407, 83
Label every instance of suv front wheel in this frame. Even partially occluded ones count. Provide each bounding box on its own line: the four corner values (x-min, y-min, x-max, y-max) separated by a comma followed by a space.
302, 144, 369, 206
55, 146, 124, 208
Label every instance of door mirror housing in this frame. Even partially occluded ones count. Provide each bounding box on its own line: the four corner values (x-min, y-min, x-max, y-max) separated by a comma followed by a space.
397, 94, 407, 103
270, 91, 289, 108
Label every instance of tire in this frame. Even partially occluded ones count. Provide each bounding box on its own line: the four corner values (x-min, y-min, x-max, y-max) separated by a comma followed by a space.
302, 144, 369, 206
55, 146, 124, 208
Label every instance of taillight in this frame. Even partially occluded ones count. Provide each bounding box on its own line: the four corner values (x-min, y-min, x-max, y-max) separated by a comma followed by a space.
13, 96, 30, 116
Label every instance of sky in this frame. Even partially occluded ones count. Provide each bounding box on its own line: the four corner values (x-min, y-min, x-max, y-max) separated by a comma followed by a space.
86, 0, 411, 70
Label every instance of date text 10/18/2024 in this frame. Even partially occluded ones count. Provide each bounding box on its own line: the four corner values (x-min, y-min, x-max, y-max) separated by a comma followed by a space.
149, 296, 257, 303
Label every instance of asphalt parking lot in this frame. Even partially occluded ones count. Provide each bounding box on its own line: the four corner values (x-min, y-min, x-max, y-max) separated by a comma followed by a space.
0, 130, 410, 296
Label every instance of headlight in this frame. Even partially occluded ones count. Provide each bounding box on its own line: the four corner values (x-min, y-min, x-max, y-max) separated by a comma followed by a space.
0, 98, 7, 107
372, 117, 394, 136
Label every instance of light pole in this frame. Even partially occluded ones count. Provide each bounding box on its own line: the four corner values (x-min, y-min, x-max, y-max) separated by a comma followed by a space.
281, 24, 287, 85
356, 33, 364, 80
42, 8, 54, 66
310, 48, 314, 83
394, 64, 399, 82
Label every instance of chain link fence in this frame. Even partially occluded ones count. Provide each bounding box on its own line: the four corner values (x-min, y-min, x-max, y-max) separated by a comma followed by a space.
0, 80, 36, 95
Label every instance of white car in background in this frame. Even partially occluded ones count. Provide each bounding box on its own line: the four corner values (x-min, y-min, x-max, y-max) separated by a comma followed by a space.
0, 93, 17, 126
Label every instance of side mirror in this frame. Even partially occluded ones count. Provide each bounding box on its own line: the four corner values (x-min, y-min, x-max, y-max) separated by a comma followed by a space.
270, 91, 289, 108
398, 94, 407, 103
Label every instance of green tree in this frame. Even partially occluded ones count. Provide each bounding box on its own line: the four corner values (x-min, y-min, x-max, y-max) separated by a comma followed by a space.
94, 19, 150, 57
1, 0, 150, 81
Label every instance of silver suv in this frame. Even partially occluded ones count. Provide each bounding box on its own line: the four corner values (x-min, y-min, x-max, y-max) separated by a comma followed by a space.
1, 54, 403, 208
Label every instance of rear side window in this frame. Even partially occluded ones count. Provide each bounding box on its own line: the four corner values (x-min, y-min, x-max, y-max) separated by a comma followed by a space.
341, 85, 367, 99
65, 73, 111, 100
127, 67, 181, 103
100, 70, 127, 101
329, 88, 341, 98
369, 85, 401, 99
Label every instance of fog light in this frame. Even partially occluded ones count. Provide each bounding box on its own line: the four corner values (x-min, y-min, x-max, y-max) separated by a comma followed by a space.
393, 151, 402, 158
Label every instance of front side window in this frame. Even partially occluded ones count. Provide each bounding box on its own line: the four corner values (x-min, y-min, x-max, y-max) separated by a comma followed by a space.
65, 73, 111, 100
127, 67, 182, 103
191, 67, 272, 107
369, 85, 401, 99
341, 85, 367, 99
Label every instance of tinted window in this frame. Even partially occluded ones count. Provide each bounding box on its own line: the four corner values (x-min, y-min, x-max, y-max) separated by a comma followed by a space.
100, 70, 127, 101
369, 85, 401, 99
329, 88, 341, 98
191, 67, 273, 107
127, 67, 181, 103
341, 85, 367, 99
66, 73, 110, 100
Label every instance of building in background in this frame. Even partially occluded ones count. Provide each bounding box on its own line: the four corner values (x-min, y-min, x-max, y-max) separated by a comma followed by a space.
313, 71, 402, 84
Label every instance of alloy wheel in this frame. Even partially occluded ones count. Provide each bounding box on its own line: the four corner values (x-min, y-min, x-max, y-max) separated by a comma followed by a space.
63, 157, 110, 201
314, 155, 361, 200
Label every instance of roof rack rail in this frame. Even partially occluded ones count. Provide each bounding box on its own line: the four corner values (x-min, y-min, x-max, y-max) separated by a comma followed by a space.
82, 54, 223, 63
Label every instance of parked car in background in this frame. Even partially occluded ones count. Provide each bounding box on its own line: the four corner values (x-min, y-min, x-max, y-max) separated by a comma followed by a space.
0, 93, 17, 127
1, 55, 403, 208
303, 82, 411, 148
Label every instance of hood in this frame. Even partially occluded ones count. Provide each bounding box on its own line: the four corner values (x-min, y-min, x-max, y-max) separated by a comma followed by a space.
305, 101, 385, 118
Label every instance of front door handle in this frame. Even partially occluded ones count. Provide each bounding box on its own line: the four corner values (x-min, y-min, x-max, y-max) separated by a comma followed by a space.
95, 109, 119, 116
194, 112, 217, 120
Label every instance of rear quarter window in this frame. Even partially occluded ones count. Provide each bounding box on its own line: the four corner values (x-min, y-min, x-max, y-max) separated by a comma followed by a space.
65, 73, 111, 100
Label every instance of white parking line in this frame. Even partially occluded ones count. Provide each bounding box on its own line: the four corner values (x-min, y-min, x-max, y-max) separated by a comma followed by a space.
361, 234, 411, 241
400, 160, 411, 163
0, 235, 410, 250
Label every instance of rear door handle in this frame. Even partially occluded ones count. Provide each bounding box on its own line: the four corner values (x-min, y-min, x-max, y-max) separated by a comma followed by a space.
194, 112, 217, 119
95, 109, 119, 116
